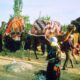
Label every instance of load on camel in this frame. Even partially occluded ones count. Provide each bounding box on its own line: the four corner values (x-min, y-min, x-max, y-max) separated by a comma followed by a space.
30, 19, 61, 36
4, 16, 24, 52
24, 19, 61, 59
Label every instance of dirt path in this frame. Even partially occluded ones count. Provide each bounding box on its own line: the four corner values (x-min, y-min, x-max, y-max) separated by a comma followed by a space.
0, 56, 46, 67
0, 56, 80, 80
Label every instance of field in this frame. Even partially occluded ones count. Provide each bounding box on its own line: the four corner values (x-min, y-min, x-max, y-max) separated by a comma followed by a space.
0, 50, 80, 80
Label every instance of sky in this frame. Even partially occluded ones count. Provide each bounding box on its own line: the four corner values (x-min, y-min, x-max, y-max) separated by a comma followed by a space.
0, 0, 80, 26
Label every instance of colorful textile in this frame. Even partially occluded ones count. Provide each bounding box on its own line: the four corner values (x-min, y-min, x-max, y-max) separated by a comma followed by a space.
5, 17, 24, 34
44, 21, 61, 35
46, 62, 60, 80
32, 20, 61, 35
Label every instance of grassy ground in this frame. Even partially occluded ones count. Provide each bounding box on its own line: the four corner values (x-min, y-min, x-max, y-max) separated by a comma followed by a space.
0, 50, 80, 80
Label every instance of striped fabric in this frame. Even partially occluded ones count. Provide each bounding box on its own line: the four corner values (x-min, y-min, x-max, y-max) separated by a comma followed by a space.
34, 19, 46, 31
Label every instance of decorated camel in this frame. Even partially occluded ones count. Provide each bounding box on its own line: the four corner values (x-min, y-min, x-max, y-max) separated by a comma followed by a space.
5, 16, 24, 40
4, 16, 24, 51
24, 19, 62, 59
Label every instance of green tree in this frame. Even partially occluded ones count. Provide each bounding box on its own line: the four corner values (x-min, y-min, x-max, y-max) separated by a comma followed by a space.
0, 21, 6, 34
23, 16, 32, 32
40, 16, 51, 22
62, 25, 68, 32
13, 0, 23, 16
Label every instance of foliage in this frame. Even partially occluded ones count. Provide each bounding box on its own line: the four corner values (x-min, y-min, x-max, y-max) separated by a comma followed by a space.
40, 16, 51, 22
23, 16, 32, 32
0, 21, 6, 34
62, 25, 68, 32
25, 23, 32, 32
13, 0, 23, 16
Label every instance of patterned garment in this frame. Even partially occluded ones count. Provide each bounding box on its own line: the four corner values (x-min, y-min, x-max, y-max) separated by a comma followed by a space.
46, 62, 60, 80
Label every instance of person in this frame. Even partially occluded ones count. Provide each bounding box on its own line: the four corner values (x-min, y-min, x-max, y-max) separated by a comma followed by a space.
45, 36, 61, 80
0, 34, 2, 51
62, 35, 74, 70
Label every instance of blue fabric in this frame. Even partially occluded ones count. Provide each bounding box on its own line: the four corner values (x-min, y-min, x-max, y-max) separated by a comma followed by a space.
48, 48, 56, 60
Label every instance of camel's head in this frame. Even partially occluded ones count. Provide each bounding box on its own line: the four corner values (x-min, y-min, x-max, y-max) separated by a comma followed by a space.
67, 24, 76, 32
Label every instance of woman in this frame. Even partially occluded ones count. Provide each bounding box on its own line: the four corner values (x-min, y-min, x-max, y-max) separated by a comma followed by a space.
45, 36, 61, 80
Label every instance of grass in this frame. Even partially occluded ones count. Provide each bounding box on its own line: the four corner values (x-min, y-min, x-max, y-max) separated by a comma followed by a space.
0, 65, 35, 80
0, 50, 80, 80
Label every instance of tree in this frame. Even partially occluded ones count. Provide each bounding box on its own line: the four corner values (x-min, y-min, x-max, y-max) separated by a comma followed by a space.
40, 16, 51, 22
62, 25, 68, 32
23, 16, 32, 32
13, 0, 23, 16
0, 21, 6, 34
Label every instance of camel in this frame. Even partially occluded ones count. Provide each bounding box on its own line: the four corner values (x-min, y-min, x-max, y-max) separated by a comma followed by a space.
4, 16, 24, 51
26, 19, 61, 59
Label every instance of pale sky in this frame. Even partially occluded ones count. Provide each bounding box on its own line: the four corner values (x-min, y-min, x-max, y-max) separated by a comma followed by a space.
0, 0, 80, 26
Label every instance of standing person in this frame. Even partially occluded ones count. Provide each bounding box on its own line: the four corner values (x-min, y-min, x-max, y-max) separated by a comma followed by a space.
45, 36, 61, 80
0, 34, 2, 51
62, 35, 74, 70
